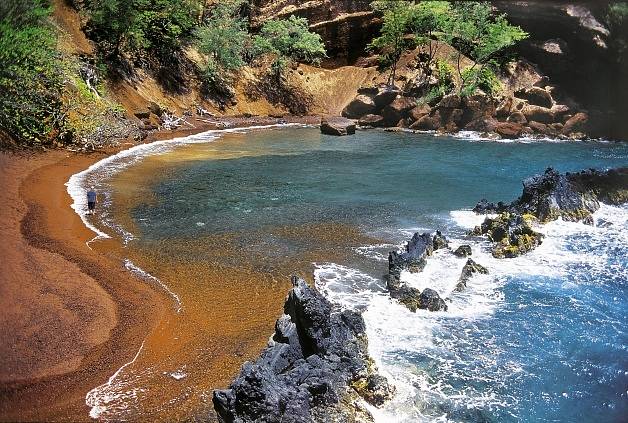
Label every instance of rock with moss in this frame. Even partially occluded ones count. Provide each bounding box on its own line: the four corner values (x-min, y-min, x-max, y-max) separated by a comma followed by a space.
473, 212, 544, 258
213, 276, 392, 423
456, 259, 488, 291
473, 167, 628, 226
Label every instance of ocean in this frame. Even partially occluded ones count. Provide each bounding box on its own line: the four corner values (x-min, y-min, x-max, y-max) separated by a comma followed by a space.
68, 127, 628, 422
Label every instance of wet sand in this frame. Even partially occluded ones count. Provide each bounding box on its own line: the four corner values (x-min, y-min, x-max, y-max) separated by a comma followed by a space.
0, 116, 321, 421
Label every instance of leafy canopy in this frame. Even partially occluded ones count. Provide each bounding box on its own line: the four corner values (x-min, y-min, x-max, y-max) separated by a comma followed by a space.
253, 15, 326, 75
195, 0, 249, 82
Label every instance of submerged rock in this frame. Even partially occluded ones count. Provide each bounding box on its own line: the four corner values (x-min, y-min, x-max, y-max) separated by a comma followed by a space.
320, 117, 356, 136
213, 277, 393, 423
456, 259, 489, 291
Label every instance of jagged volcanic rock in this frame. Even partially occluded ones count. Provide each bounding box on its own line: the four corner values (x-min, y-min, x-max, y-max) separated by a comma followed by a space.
213, 276, 393, 423
456, 259, 489, 291
453, 245, 472, 258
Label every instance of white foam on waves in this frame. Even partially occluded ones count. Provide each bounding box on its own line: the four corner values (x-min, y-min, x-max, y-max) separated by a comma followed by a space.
124, 259, 182, 313
316, 204, 627, 422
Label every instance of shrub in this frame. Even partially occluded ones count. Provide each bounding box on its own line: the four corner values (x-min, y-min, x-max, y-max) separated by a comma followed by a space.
0, 0, 64, 146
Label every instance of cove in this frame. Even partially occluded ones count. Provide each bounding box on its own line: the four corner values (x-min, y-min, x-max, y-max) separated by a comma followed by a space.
85, 127, 627, 422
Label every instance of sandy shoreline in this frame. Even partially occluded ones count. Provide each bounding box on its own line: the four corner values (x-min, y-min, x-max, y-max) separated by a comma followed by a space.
0, 116, 319, 421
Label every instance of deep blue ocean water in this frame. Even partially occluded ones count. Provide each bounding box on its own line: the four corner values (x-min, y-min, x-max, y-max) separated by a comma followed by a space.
86, 127, 628, 422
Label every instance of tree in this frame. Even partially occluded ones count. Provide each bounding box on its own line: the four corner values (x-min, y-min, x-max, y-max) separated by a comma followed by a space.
0, 0, 64, 146
368, 1, 417, 85
410, 1, 452, 81
86, 0, 200, 63
252, 15, 326, 79
445, 2, 528, 96
195, 0, 249, 86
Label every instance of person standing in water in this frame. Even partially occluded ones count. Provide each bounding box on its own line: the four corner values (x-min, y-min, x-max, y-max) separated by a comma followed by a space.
87, 187, 97, 215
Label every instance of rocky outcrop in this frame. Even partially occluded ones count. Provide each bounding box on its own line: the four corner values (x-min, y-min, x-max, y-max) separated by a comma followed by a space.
342, 94, 376, 118
386, 232, 448, 312
472, 212, 544, 258
455, 259, 489, 291
320, 116, 356, 136
250, 1, 378, 65
357, 114, 384, 128
472, 167, 628, 257
453, 245, 472, 258
213, 276, 394, 423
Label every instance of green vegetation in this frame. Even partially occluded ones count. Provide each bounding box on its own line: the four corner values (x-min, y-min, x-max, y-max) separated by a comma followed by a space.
252, 15, 326, 78
369, 1, 418, 84
0, 0, 64, 146
369, 1, 528, 96
85, 0, 200, 62
195, 0, 249, 92
607, 1, 628, 64
444, 2, 527, 95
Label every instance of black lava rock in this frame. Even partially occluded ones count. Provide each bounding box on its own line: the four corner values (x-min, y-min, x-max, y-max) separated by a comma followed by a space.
456, 259, 489, 291
453, 245, 472, 257
213, 276, 393, 423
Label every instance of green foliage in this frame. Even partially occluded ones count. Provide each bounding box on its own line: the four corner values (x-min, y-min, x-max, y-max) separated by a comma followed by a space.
369, 1, 419, 84
0, 0, 64, 146
195, 0, 248, 89
86, 0, 200, 61
253, 15, 326, 76
607, 2, 628, 64
443, 2, 527, 96
460, 63, 501, 96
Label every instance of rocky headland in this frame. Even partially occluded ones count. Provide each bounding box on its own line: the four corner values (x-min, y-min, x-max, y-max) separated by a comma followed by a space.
472, 167, 628, 257
213, 276, 394, 423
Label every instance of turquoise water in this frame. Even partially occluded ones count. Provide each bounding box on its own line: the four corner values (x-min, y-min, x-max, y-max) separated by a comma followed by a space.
94, 128, 628, 422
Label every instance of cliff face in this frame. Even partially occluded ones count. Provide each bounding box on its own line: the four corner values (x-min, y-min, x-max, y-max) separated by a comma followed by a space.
254, 0, 627, 140
250, 0, 378, 65
495, 1, 628, 139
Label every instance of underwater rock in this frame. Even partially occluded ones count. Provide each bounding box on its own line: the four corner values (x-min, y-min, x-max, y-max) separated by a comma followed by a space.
456, 259, 489, 291
213, 277, 392, 423
320, 117, 356, 136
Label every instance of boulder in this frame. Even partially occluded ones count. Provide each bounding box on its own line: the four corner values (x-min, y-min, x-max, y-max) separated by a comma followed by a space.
342, 95, 376, 119
373, 86, 400, 108
147, 101, 164, 117
561, 112, 589, 135
213, 277, 393, 422
381, 97, 417, 126
472, 212, 544, 258
436, 93, 461, 109
496, 96, 514, 118
418, 288, 448, 312
358, 114, 384, 128
494, 122, 524, 139
409, 112, 440, 131
453, 245, 472, 257
408, 104, 431, 122
522, 104, 555, 124
432, 230, 449, 250
507, 111, 528, 124
528, 120, 550, 135
320, 117, 356, 136
515, 87, 553, 108
455, 259, 488, 291
461, 94, 496, 125
388, 232, 433, 282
